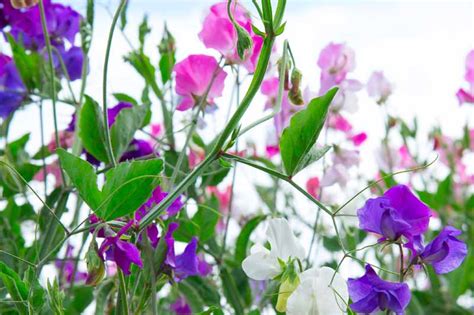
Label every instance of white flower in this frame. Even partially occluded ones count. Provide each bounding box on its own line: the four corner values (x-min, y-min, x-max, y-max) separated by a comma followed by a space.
242, 218, 305, 281
367, 71, 393, 104
287, 266, 348, 315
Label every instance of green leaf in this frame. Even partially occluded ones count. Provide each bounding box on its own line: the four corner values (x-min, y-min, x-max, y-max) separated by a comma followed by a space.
184, 277, 221, 306
113, 93, 138, 106
178, 281, 205, 313
119, 0, 129, 31
220, 268, 245, 315
64, 286, 93, 315
99, 159, 163, 220
0, 262, 29, 315
192, 196, 220, 242
47, 280, 65, 315
7, 34, 42, 91
79, 95, 109, 163
235, 215, 267, 263
94, 280, 114, 315
110, 104, 149, 159
138, 16, 151, 50
57, 149, 102, 209
279, 87, 338, 176
24, 267, 45, 313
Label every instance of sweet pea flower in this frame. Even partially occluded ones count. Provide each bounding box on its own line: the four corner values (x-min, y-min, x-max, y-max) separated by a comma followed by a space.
412, 226, 467, 274
367, 71, 393, 104
350, 132, 367, 146
348, 265, 411, 314
318, 42, 355, 89
0, 54, 26, 118
242, 218, 305, 281
174, 54, 227, 111
170, 297, 192, 315
198, 1, 262, 72
98, 221, 143, 275
286, 267, 348, 315
456, 50, 474, 105
55, 244, 87, 284
328, 113, 352, 132
306, 177, 320, 199
34, 160, 63, 187
357, 185, 431, 242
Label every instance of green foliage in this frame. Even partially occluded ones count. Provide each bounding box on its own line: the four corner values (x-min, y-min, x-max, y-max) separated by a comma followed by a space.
7, 35, 42, 91
235, 215, 267, 263
0, 262, 29, 314
279, 87, 338, 176
57, 149, 163, 220
79, 96, 109, 163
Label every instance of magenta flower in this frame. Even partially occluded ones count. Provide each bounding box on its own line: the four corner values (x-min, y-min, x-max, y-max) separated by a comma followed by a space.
174, 55, 227, 111
159, 223, 207, 281
328, 113, 352, 132
170, 297, 192, 315
306, 177, 320, 199
456, 50, 474, 105
0, 54, 26, 118
367, 71, 393, 104
198, 1, 261, 72
350, 132, 367, 146
410, 226, 467, 274
55, 244, 87, 284
357, 185, 431, 242
98, 221, 143, 275
348, 265, 411, 314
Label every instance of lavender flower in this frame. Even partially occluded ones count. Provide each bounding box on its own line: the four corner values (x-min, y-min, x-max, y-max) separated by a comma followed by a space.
0, 54, 26, 118
55, 244, 87, 284
357, 185, 431, 242
98, 220, 143, 275
170, 297, 192, 315
348, 265, 411, 314
407, 226, 468, 274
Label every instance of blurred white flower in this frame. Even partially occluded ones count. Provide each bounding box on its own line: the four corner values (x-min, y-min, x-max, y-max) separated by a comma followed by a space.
242, 218, 305, 281
287, 266, 348, 315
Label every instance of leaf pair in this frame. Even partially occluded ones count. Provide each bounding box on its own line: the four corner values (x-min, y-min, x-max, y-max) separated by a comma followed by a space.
79, 96, 149, 164
279, 87, 338, 177
58, 149, 162, 220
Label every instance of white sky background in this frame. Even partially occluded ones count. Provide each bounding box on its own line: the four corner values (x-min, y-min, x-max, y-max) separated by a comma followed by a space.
2, 0, 474, 307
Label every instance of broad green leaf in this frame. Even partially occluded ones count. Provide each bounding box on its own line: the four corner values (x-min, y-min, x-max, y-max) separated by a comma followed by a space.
24, 267, 45, 313
178, 281, 205, 313
192, 195, 220, 242
79, 96, 109, 163
235, 215, 267, 263
110, 104, 149, 160
7, 34, 42, 91
100, 159, 163, 220
279, 87, 338, 176
94, 280, 114, 315
64, 286, 94, 315
220, 268, 245, 315
113, 93, 138, 106
185, 277, 221, 306
0, 262, 29, 315
57, 149, 101, 209
293, 144, 331, 175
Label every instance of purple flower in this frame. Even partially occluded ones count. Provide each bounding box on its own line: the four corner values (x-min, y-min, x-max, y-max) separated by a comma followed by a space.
357, 185, 431, 242
170, 297, 192, 315
409, 226, 467, 274
159, 223, 208, 281
55, 244, 87, 284
0, 54, 26, 118
120, 139, 154, 161
136, 186, 184, 221
98, 220, 143, 275
7, 0, 81, 50
60, 46, 84, 81
348, 265, 411, 314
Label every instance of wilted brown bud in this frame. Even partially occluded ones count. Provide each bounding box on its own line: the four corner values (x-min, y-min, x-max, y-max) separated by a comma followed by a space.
10, 0, 38, 9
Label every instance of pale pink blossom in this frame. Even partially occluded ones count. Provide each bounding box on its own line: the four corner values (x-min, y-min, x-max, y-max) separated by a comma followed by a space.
456, 50, 474, 105
174, 54, 227, 111
198, 1, 262, 72
398, 145, 415, 168
47, 130, 74, 152
306, 177, 320, 199
208, 185, 232, 232
34, 160, 63, 188
188, 147, 205, 169
317, 42, 355, 90
328, 113, 352, 132
333, 147, 359, 167
350, 132, 367, 146
321, 164, 350, 187
151, 123, 162, 137
330, 79, 363, 113
367, 71, 393, 104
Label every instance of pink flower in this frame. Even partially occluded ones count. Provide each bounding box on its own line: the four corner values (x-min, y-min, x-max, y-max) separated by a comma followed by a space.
398, 145, 415, 168
34, 160, 63, 188
350, 132, 367, 146
47, 130, 74, 152
174, 54, 227, 111
188, 147, 205, 169
456, 50, 474, 105
208, 185, 232, 232
198, 1, 262, 72
328, 113, 352, 132
306, 177, 320, 199
367, 71, 392, 104
151, 123, 162, 137
265, 145, 279, 158
318, 42, 355, 93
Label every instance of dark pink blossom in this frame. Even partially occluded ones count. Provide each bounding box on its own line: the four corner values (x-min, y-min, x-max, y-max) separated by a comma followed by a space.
174, 54, 227, 111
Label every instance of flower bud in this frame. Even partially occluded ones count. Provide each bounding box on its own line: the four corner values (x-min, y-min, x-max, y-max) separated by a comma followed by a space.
85, 241, 105, 286
288, 68, 304, 105
276, 275, 300, 312
10, 0, 38, 9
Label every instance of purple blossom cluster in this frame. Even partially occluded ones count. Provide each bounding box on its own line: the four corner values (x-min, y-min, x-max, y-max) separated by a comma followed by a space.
349, 184, 467, 314
0, 0, 85, 117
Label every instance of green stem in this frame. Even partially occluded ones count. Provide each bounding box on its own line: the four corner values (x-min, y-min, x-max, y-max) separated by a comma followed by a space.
117, 269, 130, 315
102, 0, 128, 167
38, 0, 66, 186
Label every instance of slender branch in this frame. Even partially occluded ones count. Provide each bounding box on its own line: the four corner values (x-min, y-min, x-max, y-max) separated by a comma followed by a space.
102, 0, 128, 167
